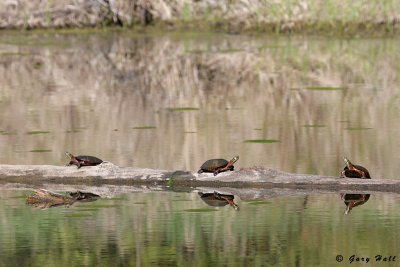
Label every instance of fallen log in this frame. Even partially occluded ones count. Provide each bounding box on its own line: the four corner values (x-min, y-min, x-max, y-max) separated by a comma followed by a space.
0, 163, 398, 193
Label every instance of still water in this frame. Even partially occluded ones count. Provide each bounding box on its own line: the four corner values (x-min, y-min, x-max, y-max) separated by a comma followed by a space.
0, 31, 400, 266
0, 31, 399, 177
1, 190, 400, 266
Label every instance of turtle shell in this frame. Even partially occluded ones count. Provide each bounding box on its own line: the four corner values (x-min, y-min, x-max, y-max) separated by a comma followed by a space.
199, 159, 229, 173
342, 164, 371, 178
198, 192, 235, 207
75, 155, 103, 166
69, 191, 100, 201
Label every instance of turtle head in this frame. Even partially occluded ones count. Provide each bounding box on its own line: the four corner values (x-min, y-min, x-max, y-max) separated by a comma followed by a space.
65, 152, 74, 159
230, 156, 239, 164
232, 204, 240, 211
343, 157, 352, 168
345, 205, 352, 215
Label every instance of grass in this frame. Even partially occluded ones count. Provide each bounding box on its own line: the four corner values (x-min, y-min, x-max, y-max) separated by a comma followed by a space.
30, 149, 52, 152
244, 139, 280, 143
0, 1, 399, 37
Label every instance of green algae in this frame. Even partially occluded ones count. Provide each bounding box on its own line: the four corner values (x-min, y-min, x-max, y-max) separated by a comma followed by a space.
168, 107, 199, 111
132, 126, 157, 129
244, 139, 280, 143
26, 131, 51, 135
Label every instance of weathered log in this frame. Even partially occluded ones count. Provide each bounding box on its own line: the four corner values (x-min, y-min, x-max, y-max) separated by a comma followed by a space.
0, 163, 399, 194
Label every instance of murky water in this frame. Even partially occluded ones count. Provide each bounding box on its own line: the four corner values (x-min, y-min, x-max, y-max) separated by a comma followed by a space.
1, 190, 400, 266
0, 31, 399, 178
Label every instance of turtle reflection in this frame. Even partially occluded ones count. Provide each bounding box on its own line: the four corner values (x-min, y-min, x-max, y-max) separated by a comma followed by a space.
26, 189, 100, 209
341, 193, 370, 214
198, 191, 239, 210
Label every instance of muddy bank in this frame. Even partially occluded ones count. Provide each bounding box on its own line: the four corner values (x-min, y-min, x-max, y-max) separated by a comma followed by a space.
0, 163, 399, 193
0, 0, 399, 34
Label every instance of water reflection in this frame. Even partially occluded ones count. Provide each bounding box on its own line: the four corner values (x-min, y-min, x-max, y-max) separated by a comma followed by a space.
198, 191, 240, 210
26, 189, 100, 209
0, 33, 399, 178
2, 190, 400, 266
341, 193, 371, 214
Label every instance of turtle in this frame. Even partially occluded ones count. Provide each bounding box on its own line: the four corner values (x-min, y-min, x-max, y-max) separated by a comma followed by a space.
198, 191, 239, 210
69, 191, 100, 201
65, 152, 103, 169
341, 193, 370, 214
340, 157, 371, 179
198, 156, 239, 176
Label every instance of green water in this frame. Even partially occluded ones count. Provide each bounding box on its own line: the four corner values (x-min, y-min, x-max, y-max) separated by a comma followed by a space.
1, 190, 399, 266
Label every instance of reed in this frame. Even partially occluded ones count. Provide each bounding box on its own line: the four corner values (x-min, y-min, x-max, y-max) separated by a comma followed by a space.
0, 0, 399, 34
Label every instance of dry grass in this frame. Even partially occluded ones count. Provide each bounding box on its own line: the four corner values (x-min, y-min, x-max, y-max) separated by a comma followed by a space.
0, 0, 399, 33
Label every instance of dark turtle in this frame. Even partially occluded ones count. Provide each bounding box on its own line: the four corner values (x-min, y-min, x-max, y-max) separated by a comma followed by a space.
69, 191, 100, 201
65, 152, 103, 168
198, 156, 239, 176
341, 193, 370, 214
198, 191, 239, 210
341, 157, 371, 179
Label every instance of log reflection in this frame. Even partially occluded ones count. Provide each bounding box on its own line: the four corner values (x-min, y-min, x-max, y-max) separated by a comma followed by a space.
26, 189, 100, 209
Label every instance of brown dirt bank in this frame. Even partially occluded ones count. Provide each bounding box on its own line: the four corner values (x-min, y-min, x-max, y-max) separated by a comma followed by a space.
0, 163, 399, 193
1, 1, 399, 35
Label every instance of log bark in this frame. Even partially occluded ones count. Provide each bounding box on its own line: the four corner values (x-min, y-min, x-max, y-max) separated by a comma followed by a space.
0, 163, 399, 194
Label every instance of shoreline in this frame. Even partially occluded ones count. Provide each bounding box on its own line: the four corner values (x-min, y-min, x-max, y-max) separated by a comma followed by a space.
0, 1, 399, 37
0, 21, 398, 37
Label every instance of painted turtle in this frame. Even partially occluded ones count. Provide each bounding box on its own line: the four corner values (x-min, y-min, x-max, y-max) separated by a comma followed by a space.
341, 157, 371, 179
69, 191, 100, 201
198, 191, 239, 210
341, 193, 370, 214
65, 152, 103, 169
198, 156, 239, 176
